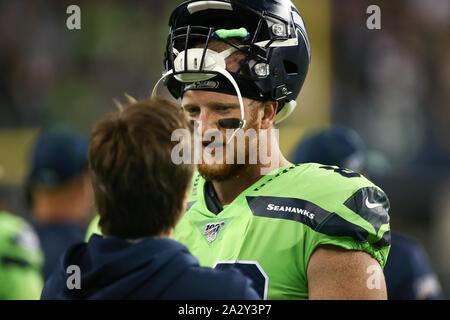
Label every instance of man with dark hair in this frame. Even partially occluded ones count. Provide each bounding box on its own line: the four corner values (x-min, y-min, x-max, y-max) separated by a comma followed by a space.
26, 126, 93, 280
41, 97, 259, 300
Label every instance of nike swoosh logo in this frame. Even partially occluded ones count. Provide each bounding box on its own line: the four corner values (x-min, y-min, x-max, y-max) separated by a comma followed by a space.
365, 198, 383, 209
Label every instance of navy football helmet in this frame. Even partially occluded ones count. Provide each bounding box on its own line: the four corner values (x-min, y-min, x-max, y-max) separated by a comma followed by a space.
152, 0, 311, 137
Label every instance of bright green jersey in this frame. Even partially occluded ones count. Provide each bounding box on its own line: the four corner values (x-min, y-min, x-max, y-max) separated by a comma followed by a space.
85, 214, 101, 242
0, 211, 44, 300
173, 163, 391, 300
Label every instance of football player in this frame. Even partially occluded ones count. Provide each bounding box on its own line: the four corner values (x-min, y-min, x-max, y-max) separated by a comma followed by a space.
0, 211, 44, 300
87, 0, 391, 299
153, 0, 391, 300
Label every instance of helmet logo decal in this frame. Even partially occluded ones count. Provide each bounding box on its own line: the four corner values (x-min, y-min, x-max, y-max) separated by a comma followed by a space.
184, 80, 219, 91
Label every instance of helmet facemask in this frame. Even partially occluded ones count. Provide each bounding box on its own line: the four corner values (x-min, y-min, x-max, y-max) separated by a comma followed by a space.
152, 0, 311, 142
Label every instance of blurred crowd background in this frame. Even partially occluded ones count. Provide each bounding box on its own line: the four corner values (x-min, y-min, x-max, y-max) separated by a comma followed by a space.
0, 0, 449, 298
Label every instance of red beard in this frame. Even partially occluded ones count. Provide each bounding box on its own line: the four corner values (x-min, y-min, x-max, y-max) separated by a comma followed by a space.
198, 121, 260, 182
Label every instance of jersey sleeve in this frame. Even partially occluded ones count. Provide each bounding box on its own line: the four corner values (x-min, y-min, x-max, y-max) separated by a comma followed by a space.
302, 167, 391, 271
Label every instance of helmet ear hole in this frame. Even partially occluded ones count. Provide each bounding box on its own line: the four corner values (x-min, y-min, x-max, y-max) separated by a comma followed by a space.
283, 60, 298, 75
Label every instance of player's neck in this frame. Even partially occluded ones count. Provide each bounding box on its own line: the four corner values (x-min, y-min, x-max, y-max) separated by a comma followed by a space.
211, 147, 291, 206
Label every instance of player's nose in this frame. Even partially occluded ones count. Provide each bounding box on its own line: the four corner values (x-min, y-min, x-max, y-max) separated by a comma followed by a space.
198, 109, 220, 135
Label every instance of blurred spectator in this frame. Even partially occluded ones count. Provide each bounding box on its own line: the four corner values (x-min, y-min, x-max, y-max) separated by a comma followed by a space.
25, 126, 94, 280
0, 210, 44, 300
331, 0, 450, 169
41, 98, 260, 300
0, 0, 171, 129
291, 125, 444, 300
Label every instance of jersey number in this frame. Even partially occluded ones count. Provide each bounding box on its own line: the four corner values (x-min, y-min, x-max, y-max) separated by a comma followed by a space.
213, 260, 268, 299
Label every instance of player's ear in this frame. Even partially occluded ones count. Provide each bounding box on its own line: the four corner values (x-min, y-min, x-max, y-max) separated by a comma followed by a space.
260, 101, 278, 130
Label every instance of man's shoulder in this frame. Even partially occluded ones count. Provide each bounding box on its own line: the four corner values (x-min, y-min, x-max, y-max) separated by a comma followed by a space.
251, 163, 388, 210
185, 164, 390, 225
187, 163, 384, 200
246, 164, 391, 267
286, 162, 381, 193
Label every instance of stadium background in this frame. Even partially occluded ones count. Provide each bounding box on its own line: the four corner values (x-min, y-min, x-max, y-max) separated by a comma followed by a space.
0, 0, 449, 297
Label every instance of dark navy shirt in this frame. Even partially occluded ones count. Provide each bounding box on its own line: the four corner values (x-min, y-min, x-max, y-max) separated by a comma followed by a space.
384, 233, 444, 300
41, 235, 260, 300
31, 222, 86, 280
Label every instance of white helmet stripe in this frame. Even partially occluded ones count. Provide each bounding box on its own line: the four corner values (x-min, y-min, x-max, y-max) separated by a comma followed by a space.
187, 1, 233, 14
